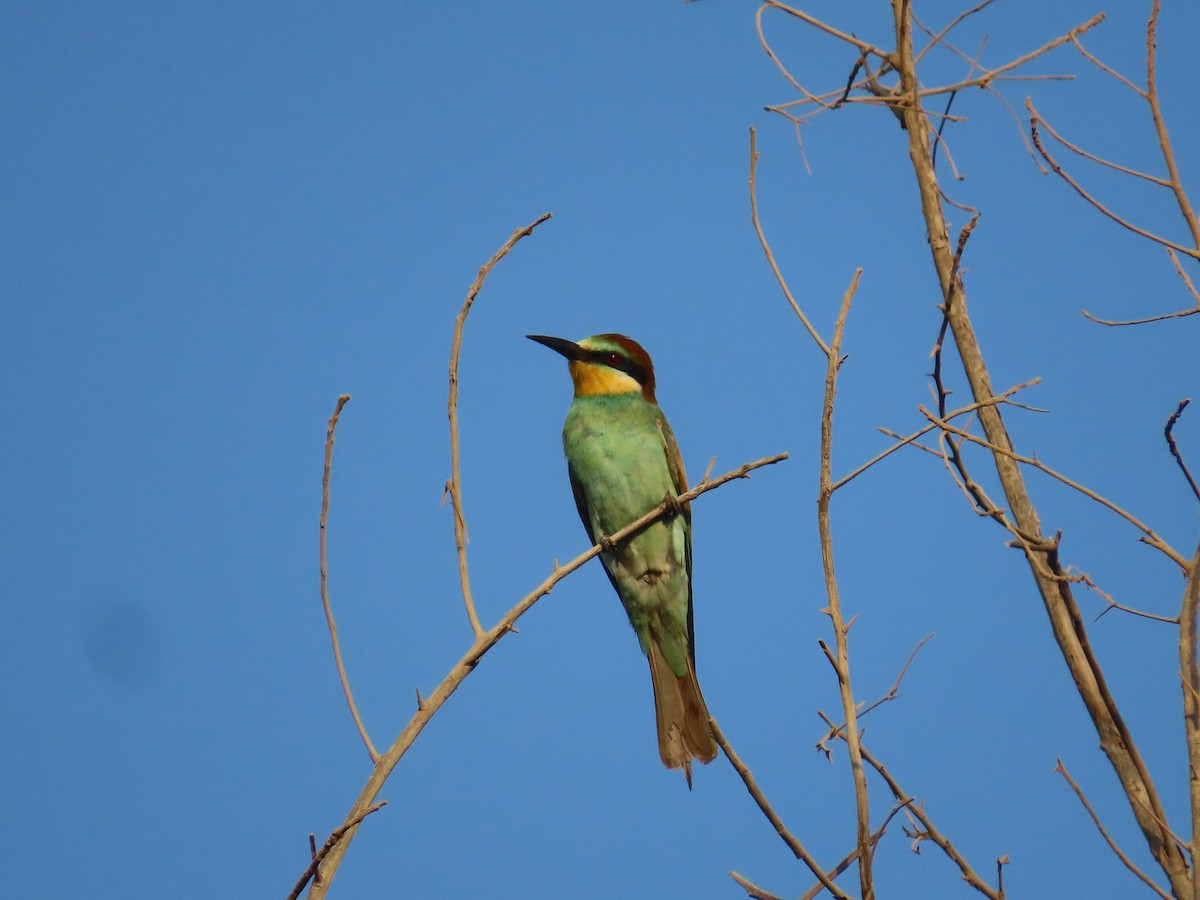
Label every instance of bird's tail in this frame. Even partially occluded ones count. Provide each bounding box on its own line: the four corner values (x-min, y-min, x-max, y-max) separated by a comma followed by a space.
647, 640, 718, 788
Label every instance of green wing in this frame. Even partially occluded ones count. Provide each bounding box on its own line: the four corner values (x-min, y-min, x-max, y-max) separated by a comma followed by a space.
657, 414, 695, 665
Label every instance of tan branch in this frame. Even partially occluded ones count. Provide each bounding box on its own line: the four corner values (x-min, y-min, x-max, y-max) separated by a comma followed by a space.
860, 742, 1002, 900
885, 0, 1190, 890
919, 406, 1187, 570
288, 801, 387, 900
920, 13, 1105, 97
1029, 104, 1171, 187
833, 378, 1039, 493
816, 633, 934, 756
1144, 0, 1200, 251
303, 451, 788, 897
796, 801, 912, 900
913, 1, 998, 67
711, 717, 854, 900
320, 394, 379, 764
1070, 35, 1144, 95
1182, 540, 1200, 900
749, 127, 830, 355
761, 0, 891, 63
815, 270, 874, 899
447, 213, 554, 640
729, 871, 783, 900
1079, 569, 1179, 625
1028, 99, 1199, 261
1085, 247, 1200, 326
1054, 759, 1172, 900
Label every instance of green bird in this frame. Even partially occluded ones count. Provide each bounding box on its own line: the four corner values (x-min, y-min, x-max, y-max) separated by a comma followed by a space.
527, 333, 718, 786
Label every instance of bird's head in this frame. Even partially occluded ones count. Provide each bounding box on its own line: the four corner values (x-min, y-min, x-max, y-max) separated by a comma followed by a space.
527, 333, 657, 402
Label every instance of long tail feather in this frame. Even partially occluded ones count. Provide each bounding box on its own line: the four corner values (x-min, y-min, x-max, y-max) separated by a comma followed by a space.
647, 640, 718, 788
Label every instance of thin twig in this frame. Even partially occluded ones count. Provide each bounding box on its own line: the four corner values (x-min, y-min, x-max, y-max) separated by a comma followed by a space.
1028, 99, 1199, 261
447, 212, 553, 640
749, 127, 830, 355
288, 802, 387, 900
920, 13, 1105, 98
1080, 569, 1179, 625
1144, 0, 1200, 251
1054, 759, 1172, 900
1165, 399, 1200, 505
817, 633, 934, 755
729, 871, 784, 900
761, 0, 891, 62
816, 270, 873, 899
320, 394, 378, 764
1085, 245, 1200, 325
860, 742, 1002, 899
832, 378, 1040, 493
711, 717, 854, 900
1027, 105, 1171, 187
919, 406, 1187, 570
303, 451, 788, 897
913, 1, 997, 67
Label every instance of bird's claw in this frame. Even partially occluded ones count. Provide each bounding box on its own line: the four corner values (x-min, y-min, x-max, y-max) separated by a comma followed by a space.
598, 534, 617, 554
661, 493, 683, 518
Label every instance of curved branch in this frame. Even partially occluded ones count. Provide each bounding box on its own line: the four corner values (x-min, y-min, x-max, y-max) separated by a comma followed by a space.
303, 451, 789, 897
447, 213, 554, 640
320, 394, 378, 764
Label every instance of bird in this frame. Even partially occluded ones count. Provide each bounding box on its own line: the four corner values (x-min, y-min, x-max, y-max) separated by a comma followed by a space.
527, 332, 718, 787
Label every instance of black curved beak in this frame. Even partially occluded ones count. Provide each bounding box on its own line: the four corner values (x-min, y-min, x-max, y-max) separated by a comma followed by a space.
526, 334, 586, 361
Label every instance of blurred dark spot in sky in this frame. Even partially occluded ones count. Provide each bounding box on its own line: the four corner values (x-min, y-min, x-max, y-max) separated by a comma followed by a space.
80, 599, 162, 689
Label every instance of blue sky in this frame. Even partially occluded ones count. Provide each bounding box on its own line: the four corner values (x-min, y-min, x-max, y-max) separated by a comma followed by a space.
3, 2, 1198, 897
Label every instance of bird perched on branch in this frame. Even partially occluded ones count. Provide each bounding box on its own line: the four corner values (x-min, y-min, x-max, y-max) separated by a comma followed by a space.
527, 333, 718, 787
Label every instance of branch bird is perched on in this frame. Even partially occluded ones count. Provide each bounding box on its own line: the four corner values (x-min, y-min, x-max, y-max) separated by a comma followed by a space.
527, 333, 718, 787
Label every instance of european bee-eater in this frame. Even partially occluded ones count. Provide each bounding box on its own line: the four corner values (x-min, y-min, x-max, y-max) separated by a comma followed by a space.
527, 333, 718, 786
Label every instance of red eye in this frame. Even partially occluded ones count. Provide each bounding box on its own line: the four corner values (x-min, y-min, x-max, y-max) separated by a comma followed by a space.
606, 353, 621, 366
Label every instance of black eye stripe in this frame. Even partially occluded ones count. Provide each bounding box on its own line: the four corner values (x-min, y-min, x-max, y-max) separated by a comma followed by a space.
590, 349, 647, 386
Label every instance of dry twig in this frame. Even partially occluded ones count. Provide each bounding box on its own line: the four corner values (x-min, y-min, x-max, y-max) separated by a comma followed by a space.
1054, 758, 1172, 900
446, 212, 554, 640
320, 394, 379, 764
711, 717, 854, 900
303, 451, 788, 897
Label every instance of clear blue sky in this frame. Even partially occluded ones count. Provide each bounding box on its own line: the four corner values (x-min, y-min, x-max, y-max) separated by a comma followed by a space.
3, 2, 1197, 898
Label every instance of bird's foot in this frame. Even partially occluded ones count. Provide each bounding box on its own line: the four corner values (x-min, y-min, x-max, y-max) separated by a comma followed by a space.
598, 534, 617, 554
661, 492, 683, 518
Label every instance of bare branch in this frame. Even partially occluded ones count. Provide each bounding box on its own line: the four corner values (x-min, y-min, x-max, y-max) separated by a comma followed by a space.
760, 0, 891, 63
1144, 0, 1200, 251
913, 1, 998, 67
1079, 570, 1180, 625
749, 127, 830, 355
288, 801, 387, 900
1054, 759, 1172, 900
1182, 540, 1200, 899
1165, 399, 1200, 505
919, 406, 1187, 571
711, 717, 854, 900
813, 269, 875, 899
920, 13, 1105, 98
304, 451, 789, 897
447, 212, 554, 640
832, 378, 1039, 493
884, 0, 1190, 889
1028, 99, 1199, 261
860, 742, 1002, 900
797, 802, 912, 900
729, 871, 783, 900
319, 394, 379, 764
817, 633, 934, 755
